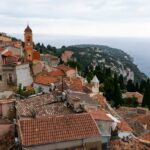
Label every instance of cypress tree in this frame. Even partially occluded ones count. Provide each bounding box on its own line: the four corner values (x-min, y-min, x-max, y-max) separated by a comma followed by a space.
142, 79, 150, 109
119, 74, 125, 90
104, 77, 114, 101
127, 79, 135, 92
140, 79, 146, 93
113, 74, 122, 108
135, 82, 139, 92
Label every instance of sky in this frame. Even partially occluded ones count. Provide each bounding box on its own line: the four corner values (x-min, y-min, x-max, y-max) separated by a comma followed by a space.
1, 0, 150, 37
0, 0, 150, 76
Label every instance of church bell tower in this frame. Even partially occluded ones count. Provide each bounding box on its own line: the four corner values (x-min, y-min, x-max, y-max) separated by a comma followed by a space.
24, 25, 33, 61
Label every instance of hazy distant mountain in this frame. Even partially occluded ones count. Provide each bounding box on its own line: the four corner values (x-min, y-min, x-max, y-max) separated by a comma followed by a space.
67, 44, 147, 81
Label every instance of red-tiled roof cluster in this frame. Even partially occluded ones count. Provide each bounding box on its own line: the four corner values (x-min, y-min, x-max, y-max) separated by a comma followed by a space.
139, 133, 150, 142
123, 92, 143, 104
48, 70, 65, 77
64, 77, 84, 92
109, 138, 150, 150
56, 64, 75, 72
90, 110, 112, 121
91, 94, 107, 109
118, 120, 133, 132
136, 114, 150, 130
16, 94, 73, 118
18, 113, 100, 146
34, 75, 58, 85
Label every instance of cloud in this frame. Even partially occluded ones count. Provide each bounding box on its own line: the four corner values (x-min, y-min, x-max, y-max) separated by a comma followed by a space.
0, 0, 150, 37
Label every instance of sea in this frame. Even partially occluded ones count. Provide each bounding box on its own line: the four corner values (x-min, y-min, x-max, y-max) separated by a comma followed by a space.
12, 34, 150, 77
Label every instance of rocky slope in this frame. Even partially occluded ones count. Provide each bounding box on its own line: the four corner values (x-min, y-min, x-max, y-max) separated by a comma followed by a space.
66, 44, 147, 82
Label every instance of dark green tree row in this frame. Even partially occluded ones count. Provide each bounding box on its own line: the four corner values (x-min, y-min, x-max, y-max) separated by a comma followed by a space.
142, 79, 150, 109
126, 79, 146, 93
103, 73, 122, 108
82, 64, 149, 108
34, 43, 57, 54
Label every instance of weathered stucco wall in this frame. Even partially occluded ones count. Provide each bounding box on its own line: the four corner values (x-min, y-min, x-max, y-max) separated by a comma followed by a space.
23, 137, 102, 150
16, 64, 33, 87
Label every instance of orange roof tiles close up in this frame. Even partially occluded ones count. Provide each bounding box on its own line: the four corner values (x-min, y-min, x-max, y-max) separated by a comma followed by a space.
56, 64, 75, 72
34, 75, 58, 85
136, 114, 150, 130
118, 120, 133, 132
123, 92, 143, 104
64, 77, 84, 92
18, 113, 100, 147
2, 50, 12, 57
91, 94, 107, 109
48, 70, 65, 77
139, 133, 150, 142
90, 110, 113, 121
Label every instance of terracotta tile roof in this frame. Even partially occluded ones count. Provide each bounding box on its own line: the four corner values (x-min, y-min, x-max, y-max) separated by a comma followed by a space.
136, 114, 150, 130
91, 94, 107, 109
64, 77, 84, 92
2, 50, 12, 57
48, 70, 65, 77
90, 110, 113, 121
118, 120, 133, 132
67, 90, 99, 106
123, 92, 143, 104
18, 113, 100, 146
82, 86, 92, 94
34, 74, 58, 85
16, 94, 73, 118
139, 133, 150, 142
56, 65, 75, 72
109, 138, 150, 150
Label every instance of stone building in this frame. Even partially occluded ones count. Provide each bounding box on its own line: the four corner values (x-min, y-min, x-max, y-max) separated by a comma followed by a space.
40, 54, 59, 67
0, 33, 12, 43
66, 90, 100, 112
0, 99, 15, 118
16, 63, 33, 87
0, 64, 17, 91
0, 63, 33, 91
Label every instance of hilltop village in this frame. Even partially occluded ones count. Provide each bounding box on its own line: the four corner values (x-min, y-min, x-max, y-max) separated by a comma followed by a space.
0, 26, 150, 150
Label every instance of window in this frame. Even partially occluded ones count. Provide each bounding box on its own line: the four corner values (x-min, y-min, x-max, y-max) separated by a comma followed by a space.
0, 75, 2, 81
8, 73, 13, 82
